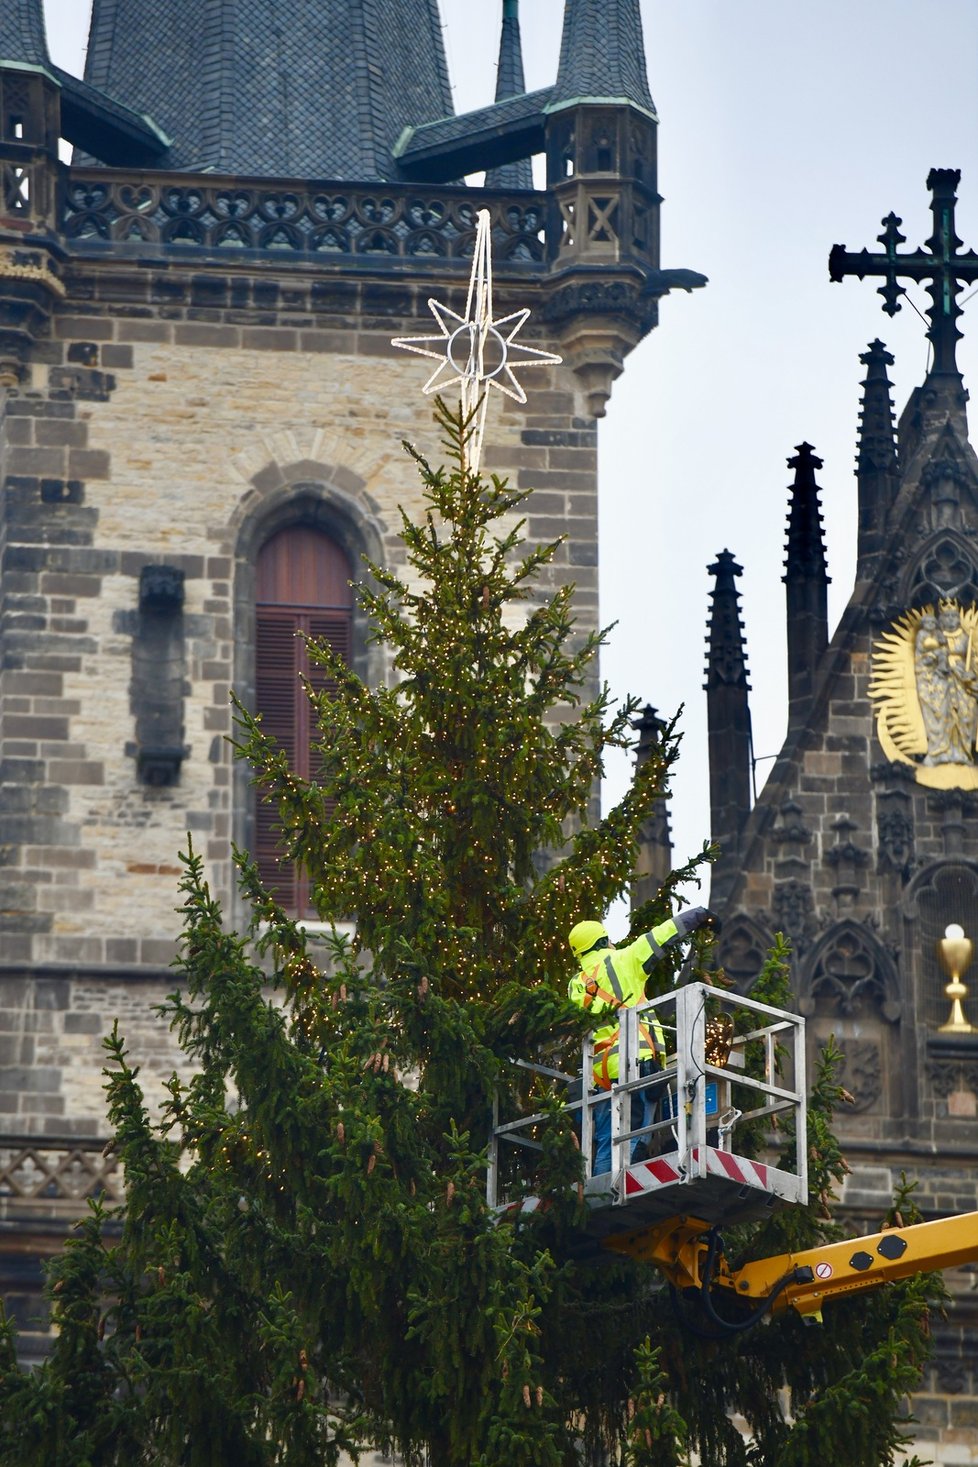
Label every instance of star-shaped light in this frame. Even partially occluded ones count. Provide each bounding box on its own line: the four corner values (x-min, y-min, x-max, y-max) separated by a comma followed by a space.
392, 208, 561, 472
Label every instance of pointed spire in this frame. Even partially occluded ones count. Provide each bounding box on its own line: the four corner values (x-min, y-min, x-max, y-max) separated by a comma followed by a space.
706, 550, 750, 693
855, 340, 898, 569
784, 442, 829, 581
705, 550, 752, 868
82, 0, 453, 177
548, 0, 656, 118
0, 0, 49, 68
783, 443, 829, 724
485, 0, 533, 191
631, 704, 673, 912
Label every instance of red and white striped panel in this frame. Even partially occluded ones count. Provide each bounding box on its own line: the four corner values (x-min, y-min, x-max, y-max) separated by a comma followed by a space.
498, 1195, 547, 1220
622, 1156, 684, 1197
690, 1146, 771, 1190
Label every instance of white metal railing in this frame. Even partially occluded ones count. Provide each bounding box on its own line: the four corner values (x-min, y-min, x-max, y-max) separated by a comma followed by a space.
488, 982, 808, 1214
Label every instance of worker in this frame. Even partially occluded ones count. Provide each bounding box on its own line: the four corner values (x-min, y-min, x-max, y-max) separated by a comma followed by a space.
567, 909, 718, 1175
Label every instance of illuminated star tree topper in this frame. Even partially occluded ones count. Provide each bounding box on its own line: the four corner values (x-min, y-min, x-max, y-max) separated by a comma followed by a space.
392, 207, 561, 473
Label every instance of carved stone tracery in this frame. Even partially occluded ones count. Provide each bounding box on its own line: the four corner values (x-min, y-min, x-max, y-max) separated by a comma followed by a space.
772, 879, 816, 954
822, 1037, 882, 1112
802, 920, 901, 1021
715, 912, 773, 993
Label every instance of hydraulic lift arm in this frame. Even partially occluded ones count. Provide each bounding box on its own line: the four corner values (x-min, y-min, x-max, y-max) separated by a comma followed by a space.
608, 1211, 978, 1320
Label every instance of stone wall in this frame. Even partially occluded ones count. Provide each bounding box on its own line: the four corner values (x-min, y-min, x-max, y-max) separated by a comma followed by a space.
1, 261, 597, 1138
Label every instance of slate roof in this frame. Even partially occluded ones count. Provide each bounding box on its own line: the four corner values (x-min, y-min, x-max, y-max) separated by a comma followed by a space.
395, 88, 551, 182
81, 0, 454, 178
0, 0, 50, 68
548, 0, 656, 118
485, 0, 533, 192
0, 0, 168, 164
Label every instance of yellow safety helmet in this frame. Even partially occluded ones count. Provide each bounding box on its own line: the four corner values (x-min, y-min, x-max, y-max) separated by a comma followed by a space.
568, 920, 608, 962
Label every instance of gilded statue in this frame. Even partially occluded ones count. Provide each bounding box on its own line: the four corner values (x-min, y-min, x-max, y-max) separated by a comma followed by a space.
870, 599, 978, 789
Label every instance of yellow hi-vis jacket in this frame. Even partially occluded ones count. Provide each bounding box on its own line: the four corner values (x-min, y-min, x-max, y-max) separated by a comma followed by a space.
567, 910, 710, 1090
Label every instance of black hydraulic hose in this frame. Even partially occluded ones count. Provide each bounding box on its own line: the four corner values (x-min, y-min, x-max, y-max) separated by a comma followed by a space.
696, 1228, 800, 1334
668, 1283, 729, 1341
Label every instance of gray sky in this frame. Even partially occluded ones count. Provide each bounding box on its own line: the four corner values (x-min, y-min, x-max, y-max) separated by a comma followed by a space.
42, 0, 978, 912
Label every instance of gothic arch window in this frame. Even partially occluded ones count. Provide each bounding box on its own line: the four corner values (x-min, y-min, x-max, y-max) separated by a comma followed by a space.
905, 534, 978, 607
254, 526, 354, 912
715, 913, 773, 994
801, 920, 901, 1022
908, 862, 978, 1030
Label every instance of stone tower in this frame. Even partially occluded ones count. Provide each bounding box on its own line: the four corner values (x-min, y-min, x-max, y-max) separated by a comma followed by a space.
707, 169, 978, 1459
0, 0, 703, 1351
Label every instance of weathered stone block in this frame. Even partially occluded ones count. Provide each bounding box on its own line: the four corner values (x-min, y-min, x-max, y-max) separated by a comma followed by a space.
32, 981, 69, 1011
64, 1013, 102, 1035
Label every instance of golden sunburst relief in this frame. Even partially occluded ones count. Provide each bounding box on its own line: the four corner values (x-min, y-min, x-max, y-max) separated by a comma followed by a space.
870, 599, 978, 789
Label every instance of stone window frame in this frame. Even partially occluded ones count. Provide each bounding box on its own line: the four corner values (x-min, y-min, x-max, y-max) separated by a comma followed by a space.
799, 918, 902, 1023
230, 467, 387, 925
904, 858, 978, 1032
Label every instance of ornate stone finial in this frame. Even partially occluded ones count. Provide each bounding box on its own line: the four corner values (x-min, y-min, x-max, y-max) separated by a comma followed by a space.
826, 813, 870, 911
783, 442, 830, 581
937, 922, 975, 1033
782, 445, 829, 724
855, 341, 899, 568
630, 703, 673, 905
705, 549, 752, 884
705, 549, 749, 689
829, 169, 978, 379
857, 340, 898, 477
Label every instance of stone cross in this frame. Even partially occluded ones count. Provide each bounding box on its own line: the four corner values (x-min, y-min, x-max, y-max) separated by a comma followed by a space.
829, 168, 978, 376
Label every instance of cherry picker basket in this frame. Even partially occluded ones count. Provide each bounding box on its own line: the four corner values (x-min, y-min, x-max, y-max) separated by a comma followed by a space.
488, 982, 808, 1242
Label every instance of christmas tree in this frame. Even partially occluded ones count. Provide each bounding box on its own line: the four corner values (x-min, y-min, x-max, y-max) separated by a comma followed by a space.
0, 394, 941, 1465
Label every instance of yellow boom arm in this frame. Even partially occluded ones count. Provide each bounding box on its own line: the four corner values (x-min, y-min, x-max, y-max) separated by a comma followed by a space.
608, 1211, 978, 1319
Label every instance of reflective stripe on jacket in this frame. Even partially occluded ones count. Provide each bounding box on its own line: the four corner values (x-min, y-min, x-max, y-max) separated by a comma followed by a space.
567, 912, 704, 1089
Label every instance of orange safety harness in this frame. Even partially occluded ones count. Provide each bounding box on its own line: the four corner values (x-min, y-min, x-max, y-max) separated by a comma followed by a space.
580, 960, 660, 1091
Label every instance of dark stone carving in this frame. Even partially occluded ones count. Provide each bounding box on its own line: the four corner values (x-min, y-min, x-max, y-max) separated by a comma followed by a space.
139, 564, 185, 612
908, 534, 978, 604
716, 913, 773, 993
877, 806, 914, 879
870, 760, 917, 785
935, 1356, 968, 1395
131, 564, 188, 785
803, 920, 901, 1021
831, 1038, 882, 1112
928, 789, 978, 815
770, 799, 811, 846
826, 814, 870, 908
136, 746, 186, 786
927, 1062, 961, 1099
825, 839, 871, 869
543, 277, 660, 330
771, 879, 816, 953
825, 815, 871, 871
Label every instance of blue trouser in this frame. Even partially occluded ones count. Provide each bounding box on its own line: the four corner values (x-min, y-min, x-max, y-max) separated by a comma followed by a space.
592, 1059, 660, 1176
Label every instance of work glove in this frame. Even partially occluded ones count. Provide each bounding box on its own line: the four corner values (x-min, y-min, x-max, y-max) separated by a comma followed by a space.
676, 906, 721, 938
